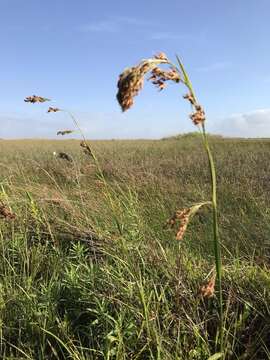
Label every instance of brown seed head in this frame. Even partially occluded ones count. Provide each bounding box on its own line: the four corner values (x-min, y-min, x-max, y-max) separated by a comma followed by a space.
199, 274, 216, 298
57, 130, 74, 136
80, 141, 94, 157
183, 93, 196, 105
149, 67, 180, 91
116, 56, 170, 111
24, 95, 51, 103
0, 204, 16, 220
166, 208, 191, 241
166, 202, 210, 241
154, 52, 169, 61
48, 107, 61, 113
190, 106, 205, 125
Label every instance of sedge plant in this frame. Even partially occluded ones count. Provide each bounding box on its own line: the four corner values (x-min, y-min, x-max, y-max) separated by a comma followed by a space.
116, 52, 224, 355
24, 96, 123, 235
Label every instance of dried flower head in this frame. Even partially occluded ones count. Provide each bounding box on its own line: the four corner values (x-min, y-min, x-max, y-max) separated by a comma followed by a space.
166, 202, 210, 241
190, 105, 205, 125
24, 95, 51, 103
149, 67, 180, 91
116, 54, 170, 111
57, 130, 74, 136
48, 107, 61, 113
199, 274, 216, 298
0, 204, 16, 220
166, 208, 192, 240
154, 52, 169, 61
80, 141, 94, 158
183, 93, 196, 106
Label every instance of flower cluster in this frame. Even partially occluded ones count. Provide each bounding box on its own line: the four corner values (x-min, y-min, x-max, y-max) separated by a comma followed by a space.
183, 93, 205, 125
199, 274, 216, 298
24, 95, 50, 103
116, 54, 169, 111
149, 67, 180, 91
166, 208, 192, 241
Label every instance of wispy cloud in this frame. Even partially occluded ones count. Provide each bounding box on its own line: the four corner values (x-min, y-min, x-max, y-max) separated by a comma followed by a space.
196, 61, 231, 73
79, 16, 152, 33
210, 109, 270, 137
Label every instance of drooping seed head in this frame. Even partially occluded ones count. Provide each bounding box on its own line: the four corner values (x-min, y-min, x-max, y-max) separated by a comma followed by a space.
166, 202, 210, 241
149, 67, 180, 91
57, 130, 74, 136
24, 95, 51, 103
116, 53, 171, 111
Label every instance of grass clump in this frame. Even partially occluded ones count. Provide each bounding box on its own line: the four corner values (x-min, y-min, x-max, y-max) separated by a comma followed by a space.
0, 137, 269, 359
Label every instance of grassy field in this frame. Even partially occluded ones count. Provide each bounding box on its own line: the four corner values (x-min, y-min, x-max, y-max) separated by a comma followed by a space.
0, 135, 269, 359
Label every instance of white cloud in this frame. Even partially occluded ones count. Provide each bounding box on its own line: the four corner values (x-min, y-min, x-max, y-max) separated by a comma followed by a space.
210, 109, 270, 138
3, 109, 270, 139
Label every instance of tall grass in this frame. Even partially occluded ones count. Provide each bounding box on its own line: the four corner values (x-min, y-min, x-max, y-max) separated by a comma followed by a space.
0, 138, 269, 358
0, 56, 268, 359
116, 53, 224, 356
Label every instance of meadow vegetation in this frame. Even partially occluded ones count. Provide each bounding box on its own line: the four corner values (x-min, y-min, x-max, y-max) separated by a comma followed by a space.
0, 135, 269, 359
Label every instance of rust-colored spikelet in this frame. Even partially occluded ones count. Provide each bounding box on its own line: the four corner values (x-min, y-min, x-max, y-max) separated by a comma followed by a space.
166, 208, 191, 241
48, 107, 61, 113
57, 130, 74, 136
0, 204, 16, 220
149, 67, 180, 91
199, 274, 216, 298
190, 105, 206, 125
24, 95, 51, 103
183, 93, 196, 106
154, 52, 169, 61
166, 202, 210, 241
116, 53, 170, 111
183, 93, 205, 126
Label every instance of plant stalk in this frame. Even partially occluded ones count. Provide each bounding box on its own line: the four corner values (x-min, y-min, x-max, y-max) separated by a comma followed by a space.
174, 56, 224, 354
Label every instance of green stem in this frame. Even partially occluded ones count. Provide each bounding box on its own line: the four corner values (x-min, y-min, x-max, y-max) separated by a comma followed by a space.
201, 123, 224, 353
174, 56, 224, 354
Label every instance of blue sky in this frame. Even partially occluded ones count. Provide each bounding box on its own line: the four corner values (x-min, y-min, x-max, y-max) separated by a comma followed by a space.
1, 0, 270, 138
